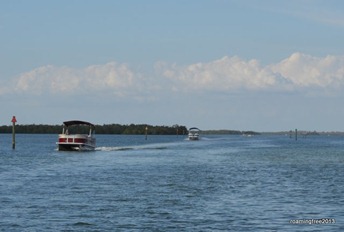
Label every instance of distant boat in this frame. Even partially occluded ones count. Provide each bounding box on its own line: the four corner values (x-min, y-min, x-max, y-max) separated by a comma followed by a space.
57, 120, 96, 151
188, 127, 200, 140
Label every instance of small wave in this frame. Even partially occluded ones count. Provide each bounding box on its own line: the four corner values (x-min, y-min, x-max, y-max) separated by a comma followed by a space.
142, 146, 168, 150
73, 222, 94, 226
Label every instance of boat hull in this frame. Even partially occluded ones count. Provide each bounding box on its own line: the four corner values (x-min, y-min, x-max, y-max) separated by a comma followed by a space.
58, 143, 95, 151
57, 134, 96, 151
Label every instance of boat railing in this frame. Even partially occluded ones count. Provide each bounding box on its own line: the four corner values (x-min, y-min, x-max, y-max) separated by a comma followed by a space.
58, 134, 91, 143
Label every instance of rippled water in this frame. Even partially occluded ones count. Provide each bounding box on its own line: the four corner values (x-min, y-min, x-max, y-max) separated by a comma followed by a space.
0, 134, 343, 231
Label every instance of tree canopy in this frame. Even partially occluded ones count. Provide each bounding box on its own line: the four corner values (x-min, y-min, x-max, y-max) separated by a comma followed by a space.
0, 124, 188, 135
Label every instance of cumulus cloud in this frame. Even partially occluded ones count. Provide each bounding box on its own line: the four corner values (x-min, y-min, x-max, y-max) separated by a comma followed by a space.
8, 53, 344, 98
14, 62, 136, 96
271, 53, 344, 88
159, 56, 285, 91
160, 53, 344, 93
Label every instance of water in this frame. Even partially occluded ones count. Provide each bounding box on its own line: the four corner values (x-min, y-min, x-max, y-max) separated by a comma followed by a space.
0, 134, 343, 231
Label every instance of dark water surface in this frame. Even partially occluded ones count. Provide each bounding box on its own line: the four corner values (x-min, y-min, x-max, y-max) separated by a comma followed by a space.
0, 134, 343, 231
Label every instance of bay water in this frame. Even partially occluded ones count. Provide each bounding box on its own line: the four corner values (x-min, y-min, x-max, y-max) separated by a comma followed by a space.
0, 134, 343, 231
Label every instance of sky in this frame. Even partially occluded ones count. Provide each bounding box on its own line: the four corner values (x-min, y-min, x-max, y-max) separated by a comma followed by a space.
1, 0, 344, 132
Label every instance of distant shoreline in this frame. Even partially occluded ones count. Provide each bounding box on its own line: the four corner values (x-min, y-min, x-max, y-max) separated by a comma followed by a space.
1, 124, 344, 135
0, 124, 187, 135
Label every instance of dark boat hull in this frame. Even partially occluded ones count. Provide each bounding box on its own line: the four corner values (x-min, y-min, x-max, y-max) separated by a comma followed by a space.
58, 143, 95, 151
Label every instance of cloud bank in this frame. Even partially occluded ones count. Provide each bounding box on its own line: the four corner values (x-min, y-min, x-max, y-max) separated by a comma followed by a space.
8, 52, 344, 97
13, 62, 136, 96
162, 52, 344, 93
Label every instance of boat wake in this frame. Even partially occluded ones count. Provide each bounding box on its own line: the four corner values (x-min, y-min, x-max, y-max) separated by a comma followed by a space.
96, 143, 170, 152
96, 147, 134, 152
185, 136, 223, 141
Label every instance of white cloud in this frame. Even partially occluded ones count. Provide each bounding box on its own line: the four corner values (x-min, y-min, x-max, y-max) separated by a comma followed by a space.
160, 56, 285, 91
7, 53, 344, 98
84, 62, 134, 91
14, 62, 136, 96
160, 53, 344, 93
271, 53, 344, 89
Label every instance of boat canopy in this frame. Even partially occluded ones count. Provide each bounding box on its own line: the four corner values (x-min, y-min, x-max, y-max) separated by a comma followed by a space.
189, 127, 200, 131
63, 120, 95, 128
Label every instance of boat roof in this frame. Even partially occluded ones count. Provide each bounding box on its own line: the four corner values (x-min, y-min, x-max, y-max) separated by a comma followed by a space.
63, 120, 95, 127
189, 127, 200, 131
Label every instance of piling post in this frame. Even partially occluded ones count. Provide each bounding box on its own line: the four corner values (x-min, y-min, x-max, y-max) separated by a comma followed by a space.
145, 126, 148, 140
295, 128, 298, 141
11, 116, 17, 149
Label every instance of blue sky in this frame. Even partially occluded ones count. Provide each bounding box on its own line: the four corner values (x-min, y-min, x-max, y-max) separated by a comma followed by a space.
1, 0, 344, 131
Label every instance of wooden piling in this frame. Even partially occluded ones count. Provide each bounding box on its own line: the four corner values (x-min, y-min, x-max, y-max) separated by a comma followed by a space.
11, 116, 17, 149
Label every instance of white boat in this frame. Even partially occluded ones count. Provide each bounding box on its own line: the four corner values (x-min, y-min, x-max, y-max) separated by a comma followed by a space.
57, 120, 96, 151
188, 127, 200, 140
